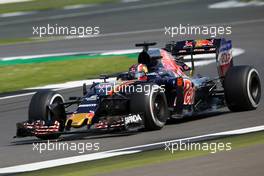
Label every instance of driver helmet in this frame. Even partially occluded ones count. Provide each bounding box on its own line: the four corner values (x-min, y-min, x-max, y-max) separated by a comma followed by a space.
129, 64, 148, 81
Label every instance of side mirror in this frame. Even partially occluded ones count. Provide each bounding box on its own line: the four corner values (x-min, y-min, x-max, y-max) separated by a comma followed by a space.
100, 74, 109, 82
83, 83, 87, 96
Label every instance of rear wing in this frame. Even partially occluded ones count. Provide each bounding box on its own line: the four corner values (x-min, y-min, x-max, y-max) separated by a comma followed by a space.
165, 38, 233, 77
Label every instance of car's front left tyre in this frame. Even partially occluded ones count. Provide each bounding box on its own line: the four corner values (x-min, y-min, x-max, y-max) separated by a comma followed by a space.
28, 90, 66, 140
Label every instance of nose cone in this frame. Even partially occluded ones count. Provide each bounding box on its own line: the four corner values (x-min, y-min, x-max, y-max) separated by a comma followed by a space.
67, 112, 95, 128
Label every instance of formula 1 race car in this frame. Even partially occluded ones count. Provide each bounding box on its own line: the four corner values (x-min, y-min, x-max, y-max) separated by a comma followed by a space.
15, 38, 261, 140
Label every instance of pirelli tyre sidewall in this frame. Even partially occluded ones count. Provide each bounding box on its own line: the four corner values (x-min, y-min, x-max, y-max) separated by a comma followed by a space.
129, 83, 169, 130
224, 66, 261, 111
28, 90, 65, 139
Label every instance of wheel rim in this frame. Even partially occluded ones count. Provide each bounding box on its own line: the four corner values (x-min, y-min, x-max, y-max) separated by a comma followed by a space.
47, 96, 63, 121
249, 72, 261, 104
153, 94, 166, 122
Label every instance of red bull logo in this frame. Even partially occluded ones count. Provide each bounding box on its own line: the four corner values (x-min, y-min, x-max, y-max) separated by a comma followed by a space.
184, 41, 193, 47
195, 39, 214, 47
184, 39, 214, 48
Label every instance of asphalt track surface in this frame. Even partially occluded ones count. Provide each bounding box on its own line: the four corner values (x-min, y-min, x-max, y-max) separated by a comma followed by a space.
0, 0, 264, 171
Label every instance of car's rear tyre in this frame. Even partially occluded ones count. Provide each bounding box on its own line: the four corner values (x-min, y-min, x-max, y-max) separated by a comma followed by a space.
28, 90, 65, 140
130, 83, 169, 130
224, 66, 261, 111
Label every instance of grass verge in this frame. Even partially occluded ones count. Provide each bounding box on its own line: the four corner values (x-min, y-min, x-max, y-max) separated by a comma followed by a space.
17, 132, 264, 176
0, 55, 136, 93
0, 38, 36, 46
0, 0, 117, 14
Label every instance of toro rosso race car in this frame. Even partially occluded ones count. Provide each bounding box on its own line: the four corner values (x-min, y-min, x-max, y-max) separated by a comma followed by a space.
16, 38, 261, 140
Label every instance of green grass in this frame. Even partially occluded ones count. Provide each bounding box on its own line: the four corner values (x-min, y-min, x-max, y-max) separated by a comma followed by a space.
0, 38, 36, 46
0, 56, 135, 93
18, 132, 264, 176
0, 37, 63, 46
0, 0, 117, 14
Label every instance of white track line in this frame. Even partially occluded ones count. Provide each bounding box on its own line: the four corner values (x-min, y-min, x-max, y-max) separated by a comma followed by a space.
25, 78, 117, 90
100, 49, 142, 55
0, 0, 32, 4
0, 49, 139, 61
0, 78, 116, 100
0, 125, 263, 174
209, 0, 264, 9
122, 0, 141, 3
0, 92, 35, 100
63, 4, 97, 10
0, 51, 108, 61
108, 125, 264, 152
0, 11, 36, 18
1, 52, 84, 61
0, 151, 141, 174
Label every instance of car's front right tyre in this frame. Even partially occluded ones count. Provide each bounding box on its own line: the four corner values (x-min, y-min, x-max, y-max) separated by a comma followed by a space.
129, 83, 169, 130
